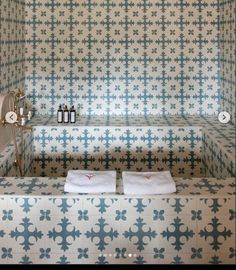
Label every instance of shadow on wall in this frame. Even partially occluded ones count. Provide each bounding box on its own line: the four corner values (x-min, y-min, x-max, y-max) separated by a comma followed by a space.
33, 149, 203, 178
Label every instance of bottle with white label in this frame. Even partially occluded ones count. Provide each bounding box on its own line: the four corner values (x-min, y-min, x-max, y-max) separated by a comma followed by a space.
70, 106, 76, 123
64, 105, 69, 123
57, 105, 63, 123
19, 107, 24, 116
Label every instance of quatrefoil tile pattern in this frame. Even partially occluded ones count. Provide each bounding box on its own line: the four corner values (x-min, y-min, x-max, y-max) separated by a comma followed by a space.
25, 0, 221, 116
219, 0, 236, 125
1, 0, 234, 120
0, 0, 25, 93
32, 125, 203, 178
0, 177, 235, 264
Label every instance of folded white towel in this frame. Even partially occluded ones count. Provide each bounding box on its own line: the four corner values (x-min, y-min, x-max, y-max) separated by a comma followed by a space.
122, 171, 176, 195
64, 170, 116, 193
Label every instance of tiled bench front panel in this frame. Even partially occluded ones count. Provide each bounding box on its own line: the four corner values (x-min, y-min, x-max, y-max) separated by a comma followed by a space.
33, 126, 202, 177
0, 115, 234, 179
0, 177, 235, 264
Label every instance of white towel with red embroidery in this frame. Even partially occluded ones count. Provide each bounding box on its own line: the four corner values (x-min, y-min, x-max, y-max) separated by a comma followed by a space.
64, 170, 116, 193
122, 171, 176, 195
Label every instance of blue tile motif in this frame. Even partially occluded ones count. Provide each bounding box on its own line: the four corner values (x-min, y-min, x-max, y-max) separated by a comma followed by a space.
209, 255, 222, 264
51, 198, 75, 214
0, 230, 5, 238
0, 0, 25, 93
123, 217, 157, 251
0, 0, 235, 265
2, 210, 13, 221
78, 248, 89, 259
191, 210, 202, 221
153, 210, 165, 221
219, 0, 236, 125
10, 217, 43, 251
16, 198, 36, 213
24, 0, 221, 116
194, 179, 224, 194
85, 217, 119, 251
229, 247, 236, 258
191, 247, 202, 259
88, 198, 117, 214
48, 217, 81, 251
39, 248, 51, 259
0, 176, 235, 264
19, 255, 33, 264
1, 248, 13, 259
134, 255, 146, 264
153, 247, 165, 259
199, 217, 233, 251
17, 178, 47, 194
171, 255, 184, 264
96, 255, 108, 264
115, 247, 127, 259
161, 216, 194, 251
40, 210, 51, 221
115, 210, 127, 221
78, 210, 89, 221
0, 178, 12, 188
56, 255, 69, 264
128, 198, 151, 213
32, 124, 203, 177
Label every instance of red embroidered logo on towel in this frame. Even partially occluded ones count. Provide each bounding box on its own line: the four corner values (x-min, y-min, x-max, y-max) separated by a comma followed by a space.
85, 174, 96, 180
145, 175, 152, 180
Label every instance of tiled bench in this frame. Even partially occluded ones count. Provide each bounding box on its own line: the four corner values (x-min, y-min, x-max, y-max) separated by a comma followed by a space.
30, 115, 235, 178
0, 115, 235, 178
0, 176, 235, 264
201, 117, 235, 177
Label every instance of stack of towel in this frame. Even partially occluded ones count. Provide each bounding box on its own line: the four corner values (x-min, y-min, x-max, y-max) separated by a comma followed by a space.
64, 170, 176, 195
122, 171, 176, 195
64, 170, 116, 193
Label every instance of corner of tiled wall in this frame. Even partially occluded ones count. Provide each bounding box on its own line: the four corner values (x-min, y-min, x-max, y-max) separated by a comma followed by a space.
219, 0, 236, 126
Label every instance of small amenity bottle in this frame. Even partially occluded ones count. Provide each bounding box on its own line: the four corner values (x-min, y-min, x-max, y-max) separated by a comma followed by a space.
57, 105, 63, 123
70, 106, 76, 123
64, 105, 69, 123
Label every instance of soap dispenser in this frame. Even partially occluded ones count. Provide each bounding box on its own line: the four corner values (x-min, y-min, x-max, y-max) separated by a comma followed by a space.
70, 106, 76, 123
64, 105, 69, 123
57, 105, 63, 123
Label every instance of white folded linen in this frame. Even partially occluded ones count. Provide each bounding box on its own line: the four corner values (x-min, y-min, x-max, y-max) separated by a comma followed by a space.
64, 170, 116, 193
122, 171, 176, 195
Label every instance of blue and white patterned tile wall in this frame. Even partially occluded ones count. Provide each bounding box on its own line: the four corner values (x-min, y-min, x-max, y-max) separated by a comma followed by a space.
31, 115, 235, 178
0, 177, 235, 264
0, 131, 33, 177
200, 115, 235, 178
25, 0, 220, 116
202, 131, 235, 178
219, 0, 236, 126
0, 0, 26, 174
33, 126, 202, 177
0, 0, 25, 93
